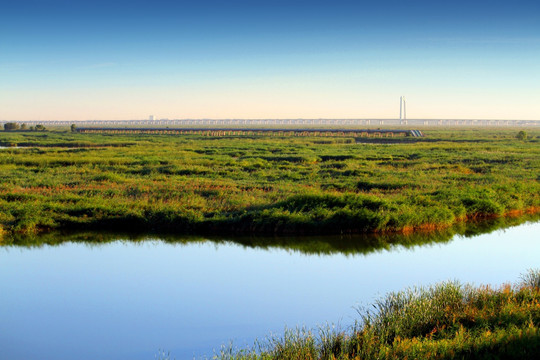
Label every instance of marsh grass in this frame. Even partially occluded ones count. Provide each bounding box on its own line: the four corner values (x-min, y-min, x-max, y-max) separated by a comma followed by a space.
520, 269, 540, 289
0, 129, 538, 236
209, 270, 540, 360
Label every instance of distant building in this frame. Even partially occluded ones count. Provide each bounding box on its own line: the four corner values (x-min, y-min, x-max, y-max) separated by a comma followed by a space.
149, 115, 156, 121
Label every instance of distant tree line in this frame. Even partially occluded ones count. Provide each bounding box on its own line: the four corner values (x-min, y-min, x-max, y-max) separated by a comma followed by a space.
3, 122, 46, 131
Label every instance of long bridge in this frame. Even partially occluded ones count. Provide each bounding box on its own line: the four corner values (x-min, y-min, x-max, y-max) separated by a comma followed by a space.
75, 127, 425, 137
2, 118, 539, 127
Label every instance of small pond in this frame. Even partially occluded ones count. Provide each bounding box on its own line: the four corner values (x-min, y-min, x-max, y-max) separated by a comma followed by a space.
1, 217, 539, 359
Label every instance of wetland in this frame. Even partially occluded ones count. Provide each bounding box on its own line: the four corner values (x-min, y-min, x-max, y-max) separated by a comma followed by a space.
1, 127, 539, 359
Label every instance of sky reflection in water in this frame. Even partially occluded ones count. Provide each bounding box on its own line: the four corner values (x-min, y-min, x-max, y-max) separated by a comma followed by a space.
1, 220, 539, 360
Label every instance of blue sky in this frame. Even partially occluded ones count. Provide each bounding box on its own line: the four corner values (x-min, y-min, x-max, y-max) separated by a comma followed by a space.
1, 0, 539, 120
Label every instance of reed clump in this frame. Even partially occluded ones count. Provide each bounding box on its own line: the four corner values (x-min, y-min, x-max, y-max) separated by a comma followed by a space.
211, 270, 540, 360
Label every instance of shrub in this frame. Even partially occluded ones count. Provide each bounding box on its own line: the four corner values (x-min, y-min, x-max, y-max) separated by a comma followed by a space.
3, 122, 20, 131
516, 131, 527, 140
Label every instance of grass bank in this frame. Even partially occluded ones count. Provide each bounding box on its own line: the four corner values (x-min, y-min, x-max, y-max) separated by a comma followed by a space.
208, 270, 540, 360
0, 128, 538, 236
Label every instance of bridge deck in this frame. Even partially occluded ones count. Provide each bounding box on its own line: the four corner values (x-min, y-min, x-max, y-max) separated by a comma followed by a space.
76, 127, 425, 137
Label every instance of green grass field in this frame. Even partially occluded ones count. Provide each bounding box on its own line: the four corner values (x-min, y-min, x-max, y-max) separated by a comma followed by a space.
0, 128, 538, 236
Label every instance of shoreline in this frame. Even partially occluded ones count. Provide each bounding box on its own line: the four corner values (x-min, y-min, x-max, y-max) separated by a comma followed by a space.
207, 271, 540, 360
2, 205, 539, 240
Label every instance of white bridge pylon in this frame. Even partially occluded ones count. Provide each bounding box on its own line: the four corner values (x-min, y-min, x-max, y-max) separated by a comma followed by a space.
399, 96, 407, 124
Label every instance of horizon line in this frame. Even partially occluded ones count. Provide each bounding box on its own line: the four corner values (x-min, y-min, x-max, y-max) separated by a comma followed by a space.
2, 118, 540, 122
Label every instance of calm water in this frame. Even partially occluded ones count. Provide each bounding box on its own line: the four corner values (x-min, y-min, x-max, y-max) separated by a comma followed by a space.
1, 220, 539, 360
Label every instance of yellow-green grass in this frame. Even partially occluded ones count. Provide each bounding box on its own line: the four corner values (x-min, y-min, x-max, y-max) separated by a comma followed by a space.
0, 128, 538, 236
209, 270, 540, 360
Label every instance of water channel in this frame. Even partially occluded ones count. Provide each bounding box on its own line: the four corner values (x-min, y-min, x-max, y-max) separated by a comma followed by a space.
1, 217, 539, 360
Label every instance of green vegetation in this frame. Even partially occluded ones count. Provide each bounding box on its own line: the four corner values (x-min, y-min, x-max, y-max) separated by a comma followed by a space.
211, 270, 540, 360
0, 128, 538, 236
517, 130, 528, 141
3, 122, 20, 131
2, 122, 46, 132
3, 213, 538, 258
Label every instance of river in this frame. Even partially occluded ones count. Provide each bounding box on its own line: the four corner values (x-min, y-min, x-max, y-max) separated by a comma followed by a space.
1, 218, 539, 359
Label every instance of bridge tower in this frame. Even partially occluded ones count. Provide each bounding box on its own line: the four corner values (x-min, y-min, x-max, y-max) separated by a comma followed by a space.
399, 96, 407, 124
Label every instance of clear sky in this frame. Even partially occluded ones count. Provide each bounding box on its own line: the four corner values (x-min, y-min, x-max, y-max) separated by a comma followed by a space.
1, 0, 539, 120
